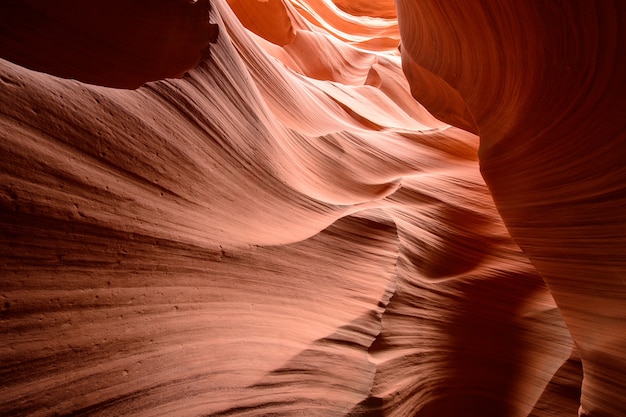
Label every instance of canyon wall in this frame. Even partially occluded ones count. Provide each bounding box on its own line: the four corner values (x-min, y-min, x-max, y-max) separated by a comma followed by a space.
1, 0, 623, 416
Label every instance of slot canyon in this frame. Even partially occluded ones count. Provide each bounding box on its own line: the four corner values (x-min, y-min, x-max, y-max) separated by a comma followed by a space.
1, 1, 625, 416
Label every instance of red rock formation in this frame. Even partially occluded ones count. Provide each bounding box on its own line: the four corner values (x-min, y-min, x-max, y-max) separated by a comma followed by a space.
1, 0, 622, 416
0, 0, 219, 88
396, 1, 626, 415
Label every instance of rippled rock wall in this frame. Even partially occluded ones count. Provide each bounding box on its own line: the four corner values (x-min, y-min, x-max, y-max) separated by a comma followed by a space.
1, 1, 623, 416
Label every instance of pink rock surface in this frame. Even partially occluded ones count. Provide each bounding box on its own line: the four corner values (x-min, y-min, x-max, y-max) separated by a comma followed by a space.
0, 0, 623, 416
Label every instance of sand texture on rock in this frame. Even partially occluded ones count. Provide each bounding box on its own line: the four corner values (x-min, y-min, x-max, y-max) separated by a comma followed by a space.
1, 0, 624, 416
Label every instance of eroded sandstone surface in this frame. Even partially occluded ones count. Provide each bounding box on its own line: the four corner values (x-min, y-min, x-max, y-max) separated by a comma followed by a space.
1, 1, 624, 416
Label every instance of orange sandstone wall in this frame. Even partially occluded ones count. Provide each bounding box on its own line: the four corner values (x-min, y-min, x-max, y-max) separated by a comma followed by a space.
396, 1, 626, 416
1, 0, 622, 416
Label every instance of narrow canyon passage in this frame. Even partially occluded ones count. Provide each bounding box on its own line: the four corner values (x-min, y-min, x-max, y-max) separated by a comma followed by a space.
1, 1, 624, 416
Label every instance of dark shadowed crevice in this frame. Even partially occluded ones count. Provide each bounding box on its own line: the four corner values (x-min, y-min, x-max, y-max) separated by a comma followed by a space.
0, 0, 219, 88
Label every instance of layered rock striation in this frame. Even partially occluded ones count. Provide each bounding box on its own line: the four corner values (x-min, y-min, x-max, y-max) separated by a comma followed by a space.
1, 0, 623, 416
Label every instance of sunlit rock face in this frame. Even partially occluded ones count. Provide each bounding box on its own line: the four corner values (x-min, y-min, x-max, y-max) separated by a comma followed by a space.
0, 1, 622, 416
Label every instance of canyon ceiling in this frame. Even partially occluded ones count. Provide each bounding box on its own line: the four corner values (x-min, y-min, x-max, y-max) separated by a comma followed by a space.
1, 1, 625, 416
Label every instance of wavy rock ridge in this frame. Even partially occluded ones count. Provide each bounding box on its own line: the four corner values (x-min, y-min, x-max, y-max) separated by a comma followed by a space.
1, 0, 624, 416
